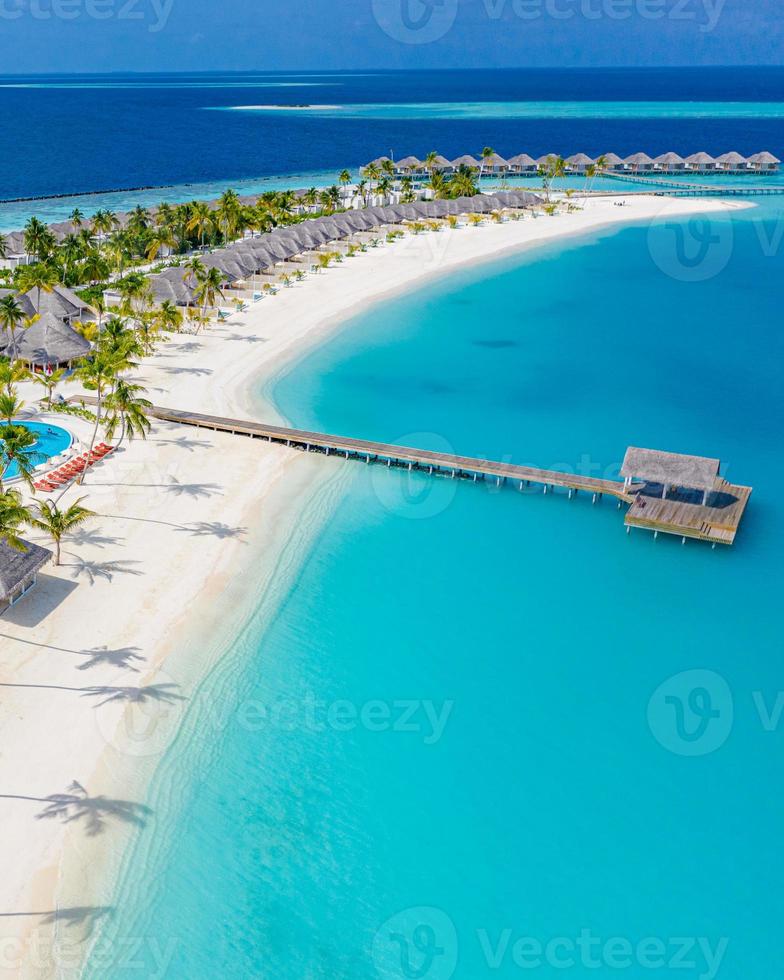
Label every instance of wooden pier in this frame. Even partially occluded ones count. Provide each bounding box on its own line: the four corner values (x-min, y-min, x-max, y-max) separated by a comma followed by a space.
71, 399, 752, 547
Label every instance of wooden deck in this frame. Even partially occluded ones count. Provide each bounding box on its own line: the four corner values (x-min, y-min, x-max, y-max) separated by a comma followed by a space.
625, 480, 753, 545
70, 398, 753, 546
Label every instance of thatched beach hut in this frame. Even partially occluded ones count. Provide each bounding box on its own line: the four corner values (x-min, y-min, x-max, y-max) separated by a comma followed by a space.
0, 539, 52, 615
715, 152, 748, 172
1, 311, 91, 369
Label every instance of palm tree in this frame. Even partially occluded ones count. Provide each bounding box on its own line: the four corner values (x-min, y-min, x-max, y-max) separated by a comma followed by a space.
146, 226, 177, 262
381, 158, 395, 180
153, 300, 183, 335
105, 229, 136, 278
81, 248, 110, 285
91, 209, 118, 241
338, 169, 352, 189
59, 233, 87, 280
303, 187, 318, 211
0, 358, 28, 397
538, 155, 566, 202
0, 295, 26, 365
23, 217, 49, 263
192, 266, 226, 323
479, 146, 496, 183
186, 201, 214, 249
74, 350, 121, 482
127, 206, 150, 236
423, 150, 439, 177
31, 498, 94, 566
32, 367, 66, 409
17, 262, 59, 314
0, 391, 23, 422
0, 489, 31, 552
0, 423, 40, 491
105, 378, 152, 449
69, 207, 85, 230
215, 190, 241, 243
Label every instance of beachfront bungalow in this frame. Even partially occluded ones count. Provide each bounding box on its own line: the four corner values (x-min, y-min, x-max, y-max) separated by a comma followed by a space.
0, 310, 91, 369
565, 153, 595, 173
652, 152, 686, 172
0, 283, 96, 328
684, 152, 717, 173
0, 539, 52, 616
506, 154, 538, 175
747, 151, 781, 173
598, 153, 626, 172
366, 156, 393, 170
624, 153, 654, 173
715, 151, 748, 172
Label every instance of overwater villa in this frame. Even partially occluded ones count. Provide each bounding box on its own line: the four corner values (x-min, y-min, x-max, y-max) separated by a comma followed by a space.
625, 152, 655, 173
0, 539, 52, 616
621, 447, 752, 546
684, 152, 717, 172
506, 154, 538, 174
747, 151, 781, 172
653, 152, 686, 172
450, 154, 481, 170
599, 153, 626, 172
480, 153, 509, 174
565, 153, 595, 173
715, 151, 748, 171
394, 156, 423, 175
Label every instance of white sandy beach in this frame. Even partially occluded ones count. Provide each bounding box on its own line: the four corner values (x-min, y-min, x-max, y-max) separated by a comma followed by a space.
0, 194, 750, 977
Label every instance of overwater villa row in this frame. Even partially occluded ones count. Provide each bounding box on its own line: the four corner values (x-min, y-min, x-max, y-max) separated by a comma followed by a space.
368, 150, 781, 176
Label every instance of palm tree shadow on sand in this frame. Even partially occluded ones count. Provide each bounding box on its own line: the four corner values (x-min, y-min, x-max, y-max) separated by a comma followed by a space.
0, 784, 152, 837
75, 645, 146, 672
80, 684, 185, 707
35, 782, 151, 837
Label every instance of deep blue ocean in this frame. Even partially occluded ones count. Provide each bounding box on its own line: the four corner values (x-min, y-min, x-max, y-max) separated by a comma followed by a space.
1, 67, 784, 202
15, 68, 777, 979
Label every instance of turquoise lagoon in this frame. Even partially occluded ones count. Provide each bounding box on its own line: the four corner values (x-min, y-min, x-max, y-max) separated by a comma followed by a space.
87, 202, 784, 978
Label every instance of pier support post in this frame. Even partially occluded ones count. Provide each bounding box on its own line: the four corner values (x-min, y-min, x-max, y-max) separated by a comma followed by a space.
592, 493, 597, 504
408, 462, 413, 472
366, 455, 370, 464
473, 473, 477, 482
543, 485, 548, 495
520, 481, 524, 491
568, 488, 573, 499
452, 470, 456, 479
682, 536, 687, 545
627, 526, 631, 534
326, 447, 330, 456
429, 466, 433, 475
387, 458, 391, 468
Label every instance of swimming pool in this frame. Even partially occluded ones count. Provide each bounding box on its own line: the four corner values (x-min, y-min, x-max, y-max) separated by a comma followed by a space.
1, 420, 73, 480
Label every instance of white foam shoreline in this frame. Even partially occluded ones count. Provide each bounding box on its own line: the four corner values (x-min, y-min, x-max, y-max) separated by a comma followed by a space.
0, 194, 750, 976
